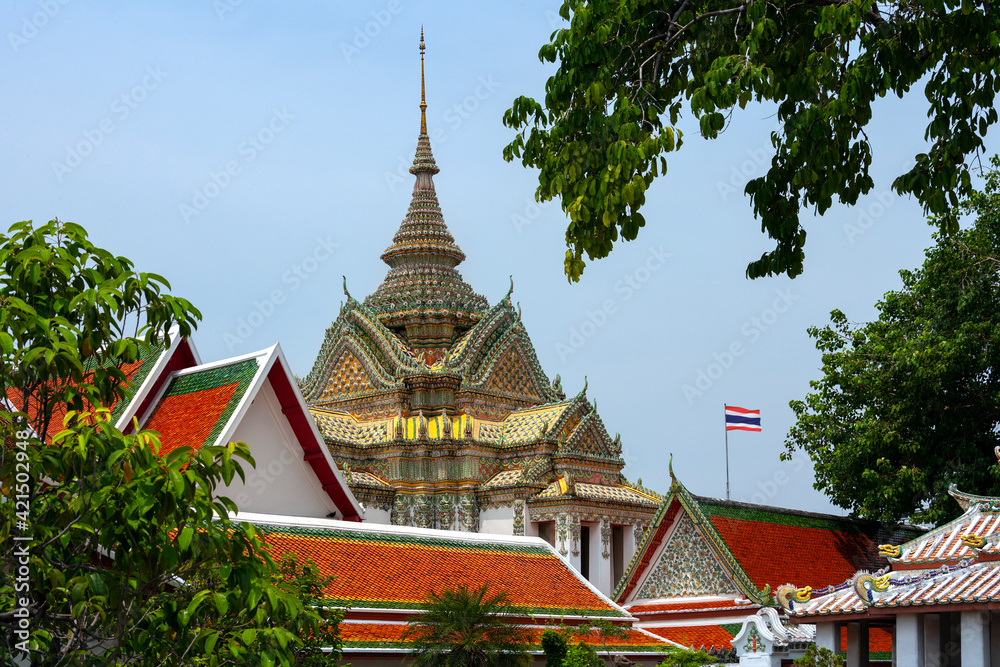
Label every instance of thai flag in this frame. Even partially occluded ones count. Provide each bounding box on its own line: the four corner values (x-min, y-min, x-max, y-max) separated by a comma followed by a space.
726, 406, 761, 432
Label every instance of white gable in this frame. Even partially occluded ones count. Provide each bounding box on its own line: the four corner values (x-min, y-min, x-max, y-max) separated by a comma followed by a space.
225, 379, 342, 518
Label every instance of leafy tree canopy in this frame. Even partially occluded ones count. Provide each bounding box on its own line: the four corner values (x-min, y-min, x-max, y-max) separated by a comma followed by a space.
0, 219, 340, 665
785, 160, 1000, 525
504, 0, 999, 281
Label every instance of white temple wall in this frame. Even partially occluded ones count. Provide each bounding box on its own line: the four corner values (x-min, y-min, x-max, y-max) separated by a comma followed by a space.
228, 382, 338, 518
480, 505, 515, 535
362, 506, 391, 525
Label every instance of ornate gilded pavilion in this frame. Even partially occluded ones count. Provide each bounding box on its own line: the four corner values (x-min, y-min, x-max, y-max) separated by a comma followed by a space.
297, 35, 659, 595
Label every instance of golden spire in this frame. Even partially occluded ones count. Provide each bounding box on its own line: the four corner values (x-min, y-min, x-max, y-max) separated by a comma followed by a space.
419, 27, 427, 134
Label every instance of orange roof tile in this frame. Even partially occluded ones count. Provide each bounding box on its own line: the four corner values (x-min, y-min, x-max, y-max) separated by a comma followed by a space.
338, 621, 669, 653
255, 523, 627, 618
709, 515, 874, 591
141, 359, 257, 454
340, 621, 409, 647
7, 345, 162, 442
643, 624, 735, 650
145, 383, 239, 456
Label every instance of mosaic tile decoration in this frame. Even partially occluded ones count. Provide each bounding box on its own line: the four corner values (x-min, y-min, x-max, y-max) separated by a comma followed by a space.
482, 468, 524, 488
575, 483, 661, 507
635, 513, 738, 598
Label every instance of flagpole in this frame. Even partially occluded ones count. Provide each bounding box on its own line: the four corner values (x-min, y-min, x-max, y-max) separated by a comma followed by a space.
724, 403, 730, 501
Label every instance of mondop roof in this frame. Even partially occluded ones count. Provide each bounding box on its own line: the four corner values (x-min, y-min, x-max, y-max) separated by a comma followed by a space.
294, 39, 657, 530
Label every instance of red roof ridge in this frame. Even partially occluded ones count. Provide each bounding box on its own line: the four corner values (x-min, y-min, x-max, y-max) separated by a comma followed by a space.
690, 493, 920, 532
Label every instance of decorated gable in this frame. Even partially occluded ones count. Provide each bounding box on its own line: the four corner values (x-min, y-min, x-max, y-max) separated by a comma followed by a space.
563, 409, 621, 459
320, 349, 377, 399
482, 343, 544, 400
636, 513, 739, 598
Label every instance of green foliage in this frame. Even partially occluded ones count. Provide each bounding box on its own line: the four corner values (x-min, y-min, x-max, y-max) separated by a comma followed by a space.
785, 158, 1000, 525
504, 1, 999, 281
794, 644, 845, 667
404, 584, 531, 667
541, 629, 568, 667
272, 553, 344, 666
561, 619, 629, 663
0, 218, 201, 438
0, 220, 340, 665
564, 642, 601, 667
656, 646, 715, 667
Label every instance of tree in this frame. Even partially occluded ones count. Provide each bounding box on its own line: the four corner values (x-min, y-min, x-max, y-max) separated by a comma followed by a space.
0, 219, 339, 665
403, 584, 532, 667
503, 1, 999, 282
793, 644, 845, 667
541, 629, 568, 667
271, 553, 345, 666
657, 647, 715, 667
563, 642, 601, 667
784, 160, 1000, 525
561, 620, 631, 665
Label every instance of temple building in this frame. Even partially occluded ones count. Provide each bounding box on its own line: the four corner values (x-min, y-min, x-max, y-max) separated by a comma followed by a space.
296, 34, 659, 595
612, 463, 921, 665
781, 462, 1000, 667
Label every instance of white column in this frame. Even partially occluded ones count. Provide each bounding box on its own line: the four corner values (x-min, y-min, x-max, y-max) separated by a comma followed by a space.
622, 523, 636, 566
896, 614, 923, 667
592, 520, 612, 596
923, 614, 940, 667
961, 611, 989, 667
815, 622, 838, 652
846, 623, 861, 667
567, 515, 583, 573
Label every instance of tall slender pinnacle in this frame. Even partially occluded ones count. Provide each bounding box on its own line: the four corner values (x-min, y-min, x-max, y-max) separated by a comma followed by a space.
419, 28, 427, 135
364, 29, 488, 341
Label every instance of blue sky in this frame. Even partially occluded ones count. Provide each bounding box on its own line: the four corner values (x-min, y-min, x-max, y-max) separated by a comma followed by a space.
3, 1, 991, 514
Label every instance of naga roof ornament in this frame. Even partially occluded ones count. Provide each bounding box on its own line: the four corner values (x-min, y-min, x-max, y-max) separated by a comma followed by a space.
363, 30, 488, 333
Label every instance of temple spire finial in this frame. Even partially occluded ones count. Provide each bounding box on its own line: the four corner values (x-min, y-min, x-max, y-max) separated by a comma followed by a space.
419, 28, 427, 135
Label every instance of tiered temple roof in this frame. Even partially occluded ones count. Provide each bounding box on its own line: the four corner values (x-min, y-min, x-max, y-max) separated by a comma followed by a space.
615, 466, 921, 606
